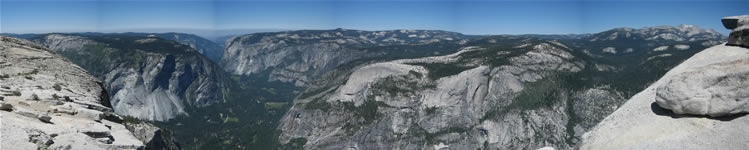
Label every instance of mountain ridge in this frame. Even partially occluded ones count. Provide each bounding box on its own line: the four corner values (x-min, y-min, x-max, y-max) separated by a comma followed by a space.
221, 29, 470, 87
272, 24, 726, 149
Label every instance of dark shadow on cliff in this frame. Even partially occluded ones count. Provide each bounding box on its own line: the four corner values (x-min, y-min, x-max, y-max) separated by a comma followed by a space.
651, 102, 748, 121
725, 43, 749, 49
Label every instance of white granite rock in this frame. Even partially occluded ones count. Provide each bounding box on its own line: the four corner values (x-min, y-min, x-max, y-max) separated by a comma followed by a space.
75, 107, 104, 122
655, 58, 749, 116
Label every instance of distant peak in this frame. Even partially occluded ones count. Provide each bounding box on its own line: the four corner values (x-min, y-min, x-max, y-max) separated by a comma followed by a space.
678, 24, 695, 29
646, 25, 701, 30
611, 27, 634, 32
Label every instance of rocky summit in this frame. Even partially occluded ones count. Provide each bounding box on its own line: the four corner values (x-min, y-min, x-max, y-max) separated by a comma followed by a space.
582, 15, 749, 149
0, 36, 169, 149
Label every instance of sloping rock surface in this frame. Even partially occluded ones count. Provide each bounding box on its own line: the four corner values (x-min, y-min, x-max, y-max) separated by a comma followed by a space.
581, 44, 749, 149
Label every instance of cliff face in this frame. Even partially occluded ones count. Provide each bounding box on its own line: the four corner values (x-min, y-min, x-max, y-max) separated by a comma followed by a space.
221, 29, 468, 86
275, 25, 726, 150
278, 40, 585, 149
0, 36, 163, 149
582, 15, 749, 150
31, 34, 228, 121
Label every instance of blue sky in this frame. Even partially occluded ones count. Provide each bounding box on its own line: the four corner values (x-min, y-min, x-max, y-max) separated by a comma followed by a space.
2, 0, 748, 37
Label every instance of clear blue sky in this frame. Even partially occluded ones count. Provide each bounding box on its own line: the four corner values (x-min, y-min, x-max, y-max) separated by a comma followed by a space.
2, 0, 748, 36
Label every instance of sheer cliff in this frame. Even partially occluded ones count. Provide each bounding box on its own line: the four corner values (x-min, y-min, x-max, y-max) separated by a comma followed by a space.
30, 34, 229, 121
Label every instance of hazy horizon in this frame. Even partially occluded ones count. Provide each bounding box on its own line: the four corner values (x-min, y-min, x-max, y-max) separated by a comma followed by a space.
0, 25, 733, 40
2, 0, 748, 38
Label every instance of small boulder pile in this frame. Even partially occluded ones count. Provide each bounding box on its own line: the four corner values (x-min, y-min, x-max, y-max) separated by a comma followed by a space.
723, 15, 749, 47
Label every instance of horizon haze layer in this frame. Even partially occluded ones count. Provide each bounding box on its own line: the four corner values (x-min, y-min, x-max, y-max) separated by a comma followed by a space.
2, 0, 748, 38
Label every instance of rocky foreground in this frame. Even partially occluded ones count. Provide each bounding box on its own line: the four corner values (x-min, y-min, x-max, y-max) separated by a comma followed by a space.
0, 36, 173, 149
581, 15, 749, 149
